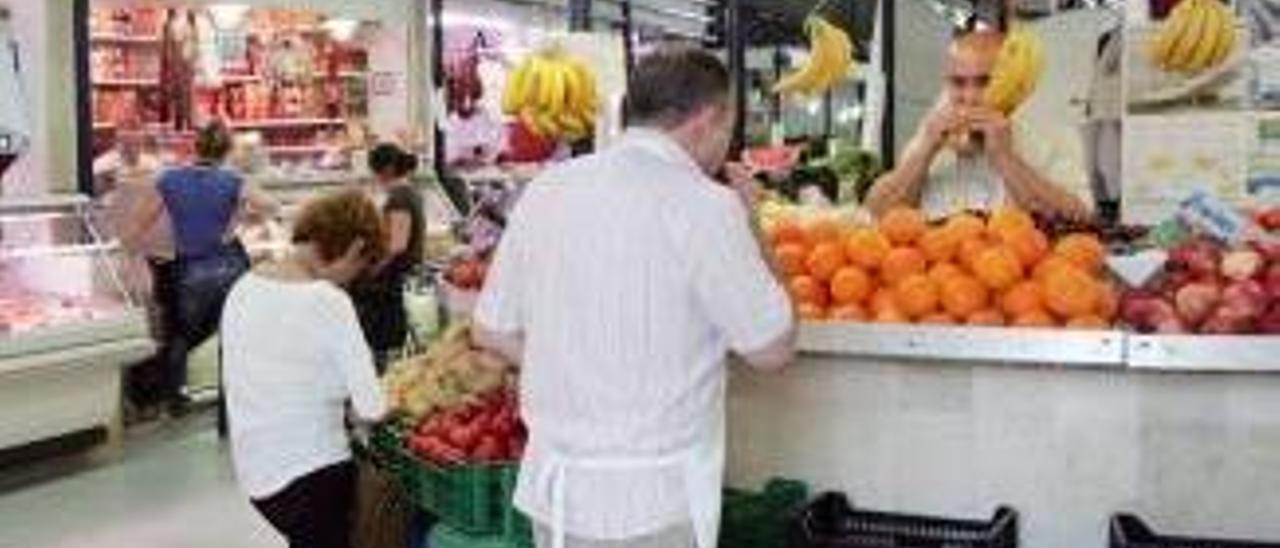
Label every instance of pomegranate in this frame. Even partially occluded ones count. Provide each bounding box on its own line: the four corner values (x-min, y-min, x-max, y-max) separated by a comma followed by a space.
1168, 238, 1222, 279
1174, 282, 1222, 326
1221, 280, 1267, 318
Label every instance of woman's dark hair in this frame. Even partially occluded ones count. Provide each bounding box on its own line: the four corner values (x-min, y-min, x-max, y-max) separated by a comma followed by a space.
368, 143, 418, 178
623, 43, 730, 129
291, 189, 388, 264
195, 121, 233, 162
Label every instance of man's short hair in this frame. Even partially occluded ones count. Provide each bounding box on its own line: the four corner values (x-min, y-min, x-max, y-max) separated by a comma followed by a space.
623, 44, 730, 128
195, 121, 233, 162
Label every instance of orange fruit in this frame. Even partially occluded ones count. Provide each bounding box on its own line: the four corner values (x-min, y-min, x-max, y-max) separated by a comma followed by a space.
830, 267, 873, 305
919, 227, 961, 264
879, 207, 928, 246
893, 274, 940, 318
873, 305, 909, 324
1066, 315, 1110, 330
880, 247, 928, 284
1000, 227, 1050, 268
999, 281, 1045, 318
870, 289, 898, 315
829, 303, 868, 322
920, 312, 958, 325
966, 308, 1006, 326
1055, 233, 1106, 274
1033, 255, 1076, 283
946, 213, 987, 242
844, 228, 892, 270
789, 276, 829, 307
959, 237, 992, 272
928, 262, 966, 285
806, 242, 847, 282
939, 274, 990, 318
774, 243, 808, 277
770, 219, 807, 247
972, 246, 1025, 291
1043, 266, 1101, 319
1012, 309, 1056, 328
805, 218, 845, 245
797, 302, 827, 321
987, 206, 1036, 239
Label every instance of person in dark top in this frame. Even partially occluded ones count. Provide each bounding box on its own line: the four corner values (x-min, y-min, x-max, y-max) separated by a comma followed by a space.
125, 121, 278, 414
351, 143, 425, 368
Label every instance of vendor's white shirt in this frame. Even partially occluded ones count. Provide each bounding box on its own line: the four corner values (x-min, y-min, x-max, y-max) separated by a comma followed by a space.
922, 120, 1089, 220
222, 273, 387, 499
0, 26, 30, 152
475, 129, 793, 540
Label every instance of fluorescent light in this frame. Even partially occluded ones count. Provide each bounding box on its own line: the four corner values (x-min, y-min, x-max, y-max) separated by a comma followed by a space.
430, 12, 515, 33
323, 18, 361, 42
208, 4, 250, 30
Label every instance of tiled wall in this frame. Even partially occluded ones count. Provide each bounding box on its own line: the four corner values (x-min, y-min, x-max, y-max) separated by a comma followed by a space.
727, 356, 1280, 547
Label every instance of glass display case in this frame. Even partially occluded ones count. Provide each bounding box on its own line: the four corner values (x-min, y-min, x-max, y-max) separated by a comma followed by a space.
0, 195, 152, 452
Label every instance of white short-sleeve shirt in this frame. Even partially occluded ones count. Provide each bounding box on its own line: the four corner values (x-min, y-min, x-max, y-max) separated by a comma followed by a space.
475, 129, 793, 540
921, 119, 1090, 220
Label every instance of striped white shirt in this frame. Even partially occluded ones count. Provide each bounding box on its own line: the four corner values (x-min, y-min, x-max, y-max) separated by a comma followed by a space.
475, 129, 792, 540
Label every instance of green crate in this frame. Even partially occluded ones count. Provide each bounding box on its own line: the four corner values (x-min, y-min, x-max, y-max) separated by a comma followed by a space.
429, 524, 530, 548
720, 478, 809, 548
402, 452, 531, 543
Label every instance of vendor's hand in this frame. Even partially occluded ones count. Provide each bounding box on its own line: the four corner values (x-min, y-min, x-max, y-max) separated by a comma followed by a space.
919, 95, 964, 149
725, 161, 764, 211
964, 107, 1014, 159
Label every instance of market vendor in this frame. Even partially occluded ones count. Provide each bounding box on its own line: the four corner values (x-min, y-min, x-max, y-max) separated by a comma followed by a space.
865, 29, 1092, 221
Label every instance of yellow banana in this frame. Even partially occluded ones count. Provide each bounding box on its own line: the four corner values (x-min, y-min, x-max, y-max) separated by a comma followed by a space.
1210, 2, 1238, 66
1186, 0, 1224, 71
774, 16, 854, 96
520, 56, 548, 111
1168, 0, 1212, 71
986, 25, 1043, 115
1149, 0, 1197, 69
502, 60, 533, 115
537, 58, 565, 113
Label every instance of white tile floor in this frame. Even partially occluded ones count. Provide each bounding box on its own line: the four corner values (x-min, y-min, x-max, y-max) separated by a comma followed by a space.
0, 413, 280, 548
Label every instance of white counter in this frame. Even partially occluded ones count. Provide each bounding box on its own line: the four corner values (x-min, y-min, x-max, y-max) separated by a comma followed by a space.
727, 324, 1280, 548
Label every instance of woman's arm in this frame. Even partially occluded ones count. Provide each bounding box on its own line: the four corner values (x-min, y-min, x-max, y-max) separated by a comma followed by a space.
328, 291, 387, 422
121, 183, 163, 249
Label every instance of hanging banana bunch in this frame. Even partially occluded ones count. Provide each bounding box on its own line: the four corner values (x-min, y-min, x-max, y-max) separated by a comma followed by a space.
773, 15, 856, 97
502, 48, 600, 141
985, 24, 1046, 116
1148, 0, 1238, 73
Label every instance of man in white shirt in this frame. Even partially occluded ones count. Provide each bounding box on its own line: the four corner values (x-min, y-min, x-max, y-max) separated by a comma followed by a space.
474, 45, 796, 548
866, 29, 1092, 221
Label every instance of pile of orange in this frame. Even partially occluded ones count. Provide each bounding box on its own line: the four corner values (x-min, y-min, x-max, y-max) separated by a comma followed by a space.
767, 207, 1116, 329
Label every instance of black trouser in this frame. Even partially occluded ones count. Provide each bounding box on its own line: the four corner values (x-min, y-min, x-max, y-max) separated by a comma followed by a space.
251, 461, 355, 548
147, 258, 184, 405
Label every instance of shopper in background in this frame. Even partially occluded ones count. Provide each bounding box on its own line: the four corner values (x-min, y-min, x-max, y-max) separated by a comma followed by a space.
865, 29, 1091, 221
125, 121, 278, 415
350, 142, 425, 369
221, 189, 388, 548
107, 131, 174, 414
474, 44, 796, 548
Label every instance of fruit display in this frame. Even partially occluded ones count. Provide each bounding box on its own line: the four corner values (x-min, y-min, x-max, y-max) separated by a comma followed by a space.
772, 15, 856, 97
985, 25, 1045, 116
444, 255, 491, 292
407, 387, 526, 464
768, 207, 1118, 329
501, 48, 599, 141
1147, 0, 1238, 73
1120, 237, 1280, 335
381, 324, 514, 421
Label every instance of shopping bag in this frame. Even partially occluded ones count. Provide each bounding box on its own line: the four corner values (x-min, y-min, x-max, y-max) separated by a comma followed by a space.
351, 457, 413, 548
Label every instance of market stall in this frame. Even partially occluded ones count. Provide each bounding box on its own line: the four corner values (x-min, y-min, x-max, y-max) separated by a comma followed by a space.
0, 194, 152, 454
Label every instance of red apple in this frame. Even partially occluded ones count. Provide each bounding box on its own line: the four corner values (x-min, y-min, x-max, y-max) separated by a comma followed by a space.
1222, 250, 1264, 281
1169, 238, 1223, 279
1222, 279, 1267, 318
1174, 282, 1222, 326
1259, 304, 1280, 334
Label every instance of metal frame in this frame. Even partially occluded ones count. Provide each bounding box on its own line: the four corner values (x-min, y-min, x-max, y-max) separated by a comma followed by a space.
74, 0, 94, 195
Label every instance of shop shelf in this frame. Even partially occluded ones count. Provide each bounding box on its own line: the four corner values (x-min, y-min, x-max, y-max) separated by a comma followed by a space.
788, 493, 1018, 548
798, 323, 1126, 367
93, 78, 161, 88
1125, 335, 1280, 372
400, 451, 530, 541
227, 118, 347, 130
721, 478, 809, 548
1110, 514, 1280, 547
264, 145, 334, 155
90, 33, 160, 45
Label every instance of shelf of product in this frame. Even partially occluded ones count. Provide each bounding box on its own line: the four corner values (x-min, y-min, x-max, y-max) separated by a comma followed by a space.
88, 6, 373, 173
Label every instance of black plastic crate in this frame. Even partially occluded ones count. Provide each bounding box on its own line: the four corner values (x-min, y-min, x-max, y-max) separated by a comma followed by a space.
787, 493, 1018, 548
1111, 514, 1280, 548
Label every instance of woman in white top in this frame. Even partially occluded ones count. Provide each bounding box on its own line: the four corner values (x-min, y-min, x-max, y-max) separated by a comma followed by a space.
221, 189, 388, 548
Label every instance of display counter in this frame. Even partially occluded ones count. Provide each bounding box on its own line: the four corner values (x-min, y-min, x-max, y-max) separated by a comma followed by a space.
0, 195, 152, 453
727, 323, 1280, 548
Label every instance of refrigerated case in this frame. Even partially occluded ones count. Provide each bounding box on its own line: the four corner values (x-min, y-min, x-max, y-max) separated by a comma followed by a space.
0, 195, 152, 452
